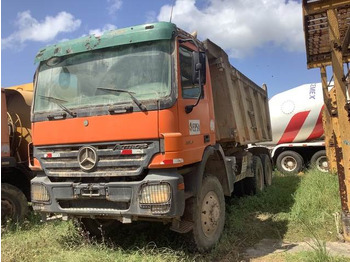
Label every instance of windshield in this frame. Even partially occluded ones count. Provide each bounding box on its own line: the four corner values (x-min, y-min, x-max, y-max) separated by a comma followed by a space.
34, 40, 172, 114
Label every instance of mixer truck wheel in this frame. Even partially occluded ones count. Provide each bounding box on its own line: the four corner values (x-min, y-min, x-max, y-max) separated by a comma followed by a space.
260, 154, 272, 186
1, 183, 28, 223
245, 156, 264, 194
192, 175, 225, 252
310, 150, 328, 172
276, 151, 303, 175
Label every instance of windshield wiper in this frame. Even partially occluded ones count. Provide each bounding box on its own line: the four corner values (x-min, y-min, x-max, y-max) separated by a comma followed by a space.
97, 87, 147, 112
39, 95, 77, 117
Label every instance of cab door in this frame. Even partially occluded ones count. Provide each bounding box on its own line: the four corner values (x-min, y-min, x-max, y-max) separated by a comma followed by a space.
177, 43, 214, 164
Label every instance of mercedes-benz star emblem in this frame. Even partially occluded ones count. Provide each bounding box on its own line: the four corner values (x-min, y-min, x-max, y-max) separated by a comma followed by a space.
78, 146, 98, 171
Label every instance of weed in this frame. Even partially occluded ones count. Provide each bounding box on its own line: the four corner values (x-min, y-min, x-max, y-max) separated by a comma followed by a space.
1, 169, 344, 262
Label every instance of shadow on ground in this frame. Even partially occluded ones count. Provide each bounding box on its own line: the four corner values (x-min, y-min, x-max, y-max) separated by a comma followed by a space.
58, 174, 302, 261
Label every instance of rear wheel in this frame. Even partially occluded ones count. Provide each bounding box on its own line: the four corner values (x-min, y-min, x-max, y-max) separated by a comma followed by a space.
310, 150, 328, 172
192, 175, 225, 252
245, 156, 264, 194
276, 150, 303, 175
260, 154, 272, 186
1, 183, 28, 223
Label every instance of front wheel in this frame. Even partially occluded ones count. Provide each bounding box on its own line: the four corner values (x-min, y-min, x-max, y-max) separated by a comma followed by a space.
1, 183, 28, 223
192, 176, 225, 252
276, 150, 303, 175
310, 150, 328, 172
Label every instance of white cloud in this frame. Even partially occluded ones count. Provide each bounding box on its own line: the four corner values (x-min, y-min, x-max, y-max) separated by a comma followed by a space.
89, 24, 117, 37
145, 11, 157, 23
107, 0, 123, 15
2, 10, 81, 49
157, 0, 304, 58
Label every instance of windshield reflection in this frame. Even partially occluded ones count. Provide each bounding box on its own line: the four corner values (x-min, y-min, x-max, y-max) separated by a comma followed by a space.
34, 40, 172, 114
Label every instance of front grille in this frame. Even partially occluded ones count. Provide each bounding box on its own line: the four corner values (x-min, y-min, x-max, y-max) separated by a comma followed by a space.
35, 141, 159, 177
59, 199, 129, 210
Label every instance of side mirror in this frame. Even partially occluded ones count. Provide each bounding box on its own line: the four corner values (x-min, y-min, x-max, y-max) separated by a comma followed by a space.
191, 51, 206, 86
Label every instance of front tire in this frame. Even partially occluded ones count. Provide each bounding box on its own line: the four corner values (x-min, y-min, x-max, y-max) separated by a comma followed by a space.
192, 175, 225, 252
1, 183, 28, 223
310, 150, 328, 172
276, 150, 303, 175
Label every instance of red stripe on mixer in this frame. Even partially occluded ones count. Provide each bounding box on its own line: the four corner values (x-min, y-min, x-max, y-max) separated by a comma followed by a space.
277, 111, 310, 144
306, 105, 324, 141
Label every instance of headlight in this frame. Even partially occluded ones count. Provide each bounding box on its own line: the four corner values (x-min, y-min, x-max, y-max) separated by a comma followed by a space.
139, 183, 171, 204
31, 183, 50, 202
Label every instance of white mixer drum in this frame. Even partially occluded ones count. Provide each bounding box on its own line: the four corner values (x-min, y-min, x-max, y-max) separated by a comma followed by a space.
268, 83, 325, 145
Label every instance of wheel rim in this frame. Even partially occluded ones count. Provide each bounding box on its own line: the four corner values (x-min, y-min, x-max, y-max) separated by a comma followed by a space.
201, 191, 220, 238
281, 156, 297, 171
1, 198, 15, 220
316, 156, 328, 172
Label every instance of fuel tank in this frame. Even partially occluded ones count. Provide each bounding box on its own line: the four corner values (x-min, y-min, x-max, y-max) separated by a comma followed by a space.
267, 83, 326, 145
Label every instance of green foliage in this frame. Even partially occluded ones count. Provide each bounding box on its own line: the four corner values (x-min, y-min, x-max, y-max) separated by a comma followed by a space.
1, 169, 343, 262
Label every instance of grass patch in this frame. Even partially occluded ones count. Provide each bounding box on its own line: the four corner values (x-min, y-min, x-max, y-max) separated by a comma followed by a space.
286, 251, 349, 262
1, 169, 342, 262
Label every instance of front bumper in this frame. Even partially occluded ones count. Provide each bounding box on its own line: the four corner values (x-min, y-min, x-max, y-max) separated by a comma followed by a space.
31, 169, 185, 220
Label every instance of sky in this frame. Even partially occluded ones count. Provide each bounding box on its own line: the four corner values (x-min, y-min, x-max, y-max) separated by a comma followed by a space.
1, 0, 322, 97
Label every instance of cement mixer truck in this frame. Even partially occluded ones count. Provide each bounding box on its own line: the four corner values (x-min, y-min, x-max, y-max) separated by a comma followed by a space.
1, 83, 34, 221
264, 83, 328, 174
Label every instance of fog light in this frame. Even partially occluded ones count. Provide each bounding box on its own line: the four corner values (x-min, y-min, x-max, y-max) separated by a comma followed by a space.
151, 204, 171, 214
31, 183, 50, 202
139, 183, 171, 204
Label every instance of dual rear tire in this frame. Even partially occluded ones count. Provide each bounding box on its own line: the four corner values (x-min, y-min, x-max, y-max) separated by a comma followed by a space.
276, 150, 328, 175
245, 154, 272, 194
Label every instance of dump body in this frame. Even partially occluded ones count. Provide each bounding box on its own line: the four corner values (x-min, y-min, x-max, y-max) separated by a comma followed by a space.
1, 90, 10, 159
204, 39, 272, 145
4, 87, 33, 163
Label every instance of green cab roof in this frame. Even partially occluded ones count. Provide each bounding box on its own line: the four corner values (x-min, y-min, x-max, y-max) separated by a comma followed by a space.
34, 22, 177, 64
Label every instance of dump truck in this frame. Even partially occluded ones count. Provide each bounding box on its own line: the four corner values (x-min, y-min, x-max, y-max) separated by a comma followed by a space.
30, 22, 272, 251
263, 83, 329, 174
1, 83, 34, 221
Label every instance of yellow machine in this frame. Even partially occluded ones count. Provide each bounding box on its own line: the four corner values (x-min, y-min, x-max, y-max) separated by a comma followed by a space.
1, 83, 34, 221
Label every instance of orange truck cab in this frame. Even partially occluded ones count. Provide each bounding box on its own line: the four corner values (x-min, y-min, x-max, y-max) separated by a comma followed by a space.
31, 22, 272, 251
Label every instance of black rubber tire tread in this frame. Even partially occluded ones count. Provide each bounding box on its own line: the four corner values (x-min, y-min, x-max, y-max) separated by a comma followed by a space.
276, 150, 303, 175
79, 218, 120, 238
260, 154, 273, 186
245, 156, 264, 194
192, 175, 225, 252
310, 150, 328, 172
1, 183, 28, 222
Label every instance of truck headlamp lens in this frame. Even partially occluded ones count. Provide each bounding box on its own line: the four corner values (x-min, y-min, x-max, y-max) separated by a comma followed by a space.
139, 183, 171, 204
31, 183, 50, 202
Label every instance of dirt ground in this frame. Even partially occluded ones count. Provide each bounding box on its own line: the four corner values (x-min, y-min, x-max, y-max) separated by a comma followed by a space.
244, 238, 350, 261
